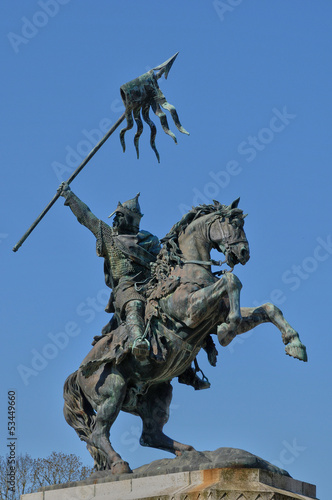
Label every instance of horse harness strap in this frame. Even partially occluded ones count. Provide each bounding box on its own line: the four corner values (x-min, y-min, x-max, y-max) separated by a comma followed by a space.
212, 216, 247, 252
182, 258, 232, 276
194, 358, 210, 386
182, 258, 225, 267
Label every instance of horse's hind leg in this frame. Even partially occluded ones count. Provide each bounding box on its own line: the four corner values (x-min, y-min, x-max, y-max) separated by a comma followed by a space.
136, 382, 195, 455
218, 302, 307, 362
83, 366, 132, 473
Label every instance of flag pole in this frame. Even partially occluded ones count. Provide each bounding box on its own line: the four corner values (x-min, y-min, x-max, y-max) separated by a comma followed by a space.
12, 112, 126, 252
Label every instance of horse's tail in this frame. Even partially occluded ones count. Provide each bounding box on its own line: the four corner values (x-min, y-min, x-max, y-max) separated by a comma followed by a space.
63, 371, 105, 469
63, 371, 94, 441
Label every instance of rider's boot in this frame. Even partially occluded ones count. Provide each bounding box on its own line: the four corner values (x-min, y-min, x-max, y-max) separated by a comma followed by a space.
126, 300, 150, 360
178, 367, 211, 391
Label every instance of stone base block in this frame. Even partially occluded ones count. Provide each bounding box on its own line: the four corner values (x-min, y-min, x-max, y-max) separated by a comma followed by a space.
22, 468, 317, 500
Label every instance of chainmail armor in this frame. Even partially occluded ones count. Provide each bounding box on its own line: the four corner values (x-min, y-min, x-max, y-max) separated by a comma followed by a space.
63, 191, 157, 316
97, 221, 147, 285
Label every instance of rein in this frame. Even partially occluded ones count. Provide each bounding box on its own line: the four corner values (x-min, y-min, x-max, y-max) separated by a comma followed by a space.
182, 258, 225, 266
182, 258, 233, 276
181, 215, 247, 275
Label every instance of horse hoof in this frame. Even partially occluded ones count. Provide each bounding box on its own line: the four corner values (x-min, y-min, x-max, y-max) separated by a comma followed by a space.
111, 460, 132, 475
285, 340, 308, 362
175, 445, 195, 456
217, 324, 236, 346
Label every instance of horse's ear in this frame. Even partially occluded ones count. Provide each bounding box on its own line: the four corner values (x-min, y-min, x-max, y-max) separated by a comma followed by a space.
213, 199, 219, 206
230, 197, 240, 209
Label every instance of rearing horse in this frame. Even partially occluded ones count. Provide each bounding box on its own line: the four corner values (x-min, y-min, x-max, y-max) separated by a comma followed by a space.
63, 198, 307, 474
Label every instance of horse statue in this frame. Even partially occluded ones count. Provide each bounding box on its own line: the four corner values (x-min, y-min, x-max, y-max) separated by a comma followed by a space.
63, 198, 307, 474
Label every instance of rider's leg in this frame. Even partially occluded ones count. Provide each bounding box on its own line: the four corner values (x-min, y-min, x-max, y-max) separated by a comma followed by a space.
125, 300, 150, 360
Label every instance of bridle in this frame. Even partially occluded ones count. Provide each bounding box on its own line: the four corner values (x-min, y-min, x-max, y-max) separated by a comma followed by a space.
182, 214, 247, 275
208, 215, 248, 255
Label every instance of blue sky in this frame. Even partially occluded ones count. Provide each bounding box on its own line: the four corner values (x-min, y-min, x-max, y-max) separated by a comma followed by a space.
1, 2, 331, 498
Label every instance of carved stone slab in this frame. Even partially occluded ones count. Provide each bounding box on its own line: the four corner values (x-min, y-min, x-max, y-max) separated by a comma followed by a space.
22, 469, 317, 500
23, 457, 317, 500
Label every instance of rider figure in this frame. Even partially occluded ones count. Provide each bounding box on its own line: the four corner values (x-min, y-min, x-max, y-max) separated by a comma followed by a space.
58, 182, 160, 360
58, 182, 214, 388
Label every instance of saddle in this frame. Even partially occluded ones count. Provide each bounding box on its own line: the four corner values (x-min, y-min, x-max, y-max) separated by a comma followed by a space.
80, 318, 168, 378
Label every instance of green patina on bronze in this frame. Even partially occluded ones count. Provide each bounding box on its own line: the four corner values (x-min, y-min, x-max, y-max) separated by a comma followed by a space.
12, 52, 308, 477
60, 187, 308, 475
119, 52, 189, 162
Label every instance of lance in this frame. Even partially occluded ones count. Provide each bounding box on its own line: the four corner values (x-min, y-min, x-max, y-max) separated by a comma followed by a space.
12, 52, 189, 253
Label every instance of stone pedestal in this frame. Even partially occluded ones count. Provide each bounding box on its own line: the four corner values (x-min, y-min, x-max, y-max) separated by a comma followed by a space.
22, 467, 317, 500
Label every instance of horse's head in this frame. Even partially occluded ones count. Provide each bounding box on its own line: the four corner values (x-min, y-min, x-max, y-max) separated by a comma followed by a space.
208, 198, 250, 268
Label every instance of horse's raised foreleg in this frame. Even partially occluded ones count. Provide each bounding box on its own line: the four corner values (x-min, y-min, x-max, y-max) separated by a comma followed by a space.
184, 272, 242, 330
83, 366, 132, 473
136, 382, 195, 456
218, 302, 307, 362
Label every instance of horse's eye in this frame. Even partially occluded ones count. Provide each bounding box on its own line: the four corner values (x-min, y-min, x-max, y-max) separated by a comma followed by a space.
232, 219, 243, 229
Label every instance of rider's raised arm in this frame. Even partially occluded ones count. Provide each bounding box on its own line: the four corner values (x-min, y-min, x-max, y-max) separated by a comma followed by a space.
58, 182, 99, 237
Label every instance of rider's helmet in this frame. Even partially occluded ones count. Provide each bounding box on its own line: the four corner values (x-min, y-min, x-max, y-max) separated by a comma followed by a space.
108, 193, 143, 232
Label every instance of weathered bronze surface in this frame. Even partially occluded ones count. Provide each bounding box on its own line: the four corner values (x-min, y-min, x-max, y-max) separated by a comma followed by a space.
61, 190, 307, 475
120, 52, 189, 162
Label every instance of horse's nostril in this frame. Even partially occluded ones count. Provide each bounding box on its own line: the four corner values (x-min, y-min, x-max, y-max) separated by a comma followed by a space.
241, 247, 249, 260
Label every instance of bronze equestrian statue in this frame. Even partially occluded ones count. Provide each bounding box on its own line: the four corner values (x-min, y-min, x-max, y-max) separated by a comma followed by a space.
61, 190, 307, 474
58, 182, 210, 383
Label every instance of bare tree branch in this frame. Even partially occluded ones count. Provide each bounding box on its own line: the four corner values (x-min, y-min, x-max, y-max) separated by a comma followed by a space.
0, 452, 92, 499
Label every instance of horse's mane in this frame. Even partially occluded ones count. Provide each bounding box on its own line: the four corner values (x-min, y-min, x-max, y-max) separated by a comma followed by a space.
148, 201, 243, 287
161, 201, 227, 242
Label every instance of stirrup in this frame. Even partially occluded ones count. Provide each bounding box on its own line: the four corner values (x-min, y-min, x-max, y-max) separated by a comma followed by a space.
132, 337, 150, 360
192, 359, 210, 390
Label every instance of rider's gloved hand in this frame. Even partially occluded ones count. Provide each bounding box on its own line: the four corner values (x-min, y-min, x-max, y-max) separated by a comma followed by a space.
57, 181, 71, 198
